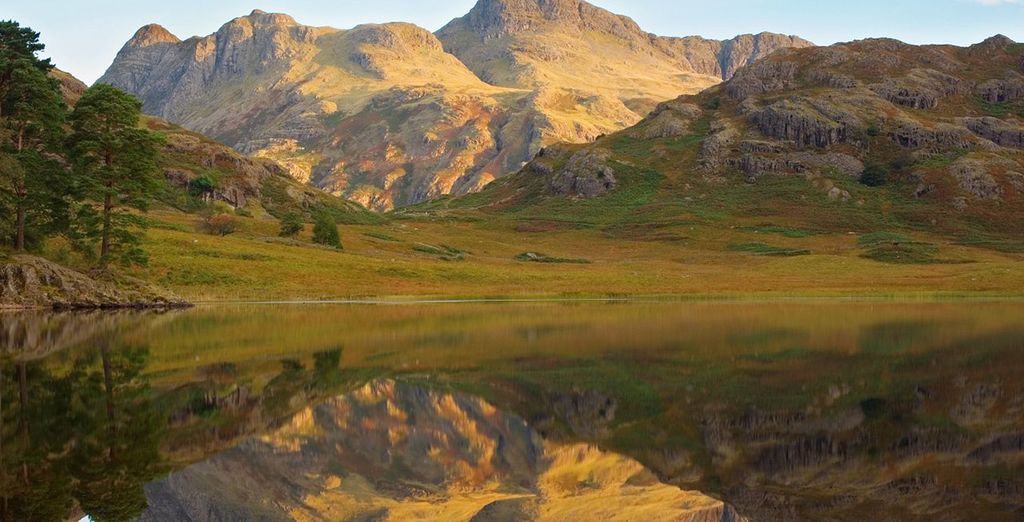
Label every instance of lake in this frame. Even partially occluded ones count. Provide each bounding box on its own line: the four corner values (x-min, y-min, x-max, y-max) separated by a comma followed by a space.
1, 301, 1023, 521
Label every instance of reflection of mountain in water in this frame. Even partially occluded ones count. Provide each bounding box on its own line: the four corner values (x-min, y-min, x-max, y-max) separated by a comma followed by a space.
137, 380, 743, 522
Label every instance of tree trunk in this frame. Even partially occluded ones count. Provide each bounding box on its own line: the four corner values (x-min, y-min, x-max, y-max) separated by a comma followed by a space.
14, 206, 25, 253
100, 190, 112, 268
100, 152, 114, 268
14, 128, 25, 253
16, 363, 27, 443
16, 362, 29, 485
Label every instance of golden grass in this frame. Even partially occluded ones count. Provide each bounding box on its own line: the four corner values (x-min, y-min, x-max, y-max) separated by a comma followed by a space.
125, 208, 1024, 303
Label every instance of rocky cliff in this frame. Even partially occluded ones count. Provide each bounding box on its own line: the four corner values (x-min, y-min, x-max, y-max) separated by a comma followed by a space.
98, 3, 811, 210
448, 35, 1024, 238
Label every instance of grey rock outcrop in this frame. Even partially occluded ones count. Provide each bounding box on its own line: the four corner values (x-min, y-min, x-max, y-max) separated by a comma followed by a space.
725, 57, 801, 100
751, 99, 851, 148
890, 118, 973, 149
977, 77, 1024, 103
868, 68, 969, 110
964, 117, 1024, 149
550, 148, 617, 197
950, 158, 1005, 200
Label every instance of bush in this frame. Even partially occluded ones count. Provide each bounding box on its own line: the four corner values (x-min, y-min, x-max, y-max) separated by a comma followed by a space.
312, 213, 341, 249
278, 211, 304, 238
197, 202, 239, 236
860, 164, 889, 187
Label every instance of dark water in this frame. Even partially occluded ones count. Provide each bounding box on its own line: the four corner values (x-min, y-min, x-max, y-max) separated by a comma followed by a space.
1, 301, 1023, 521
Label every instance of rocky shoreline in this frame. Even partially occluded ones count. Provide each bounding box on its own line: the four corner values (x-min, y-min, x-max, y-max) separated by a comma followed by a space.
0, 255, 190, 311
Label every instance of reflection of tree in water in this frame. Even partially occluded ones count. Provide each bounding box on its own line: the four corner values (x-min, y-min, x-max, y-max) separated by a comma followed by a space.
0, 339, 162, 522
0, 356, 74, 521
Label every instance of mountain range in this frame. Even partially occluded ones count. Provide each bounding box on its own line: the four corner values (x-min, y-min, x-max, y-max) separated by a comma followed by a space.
97, 0, 810, 210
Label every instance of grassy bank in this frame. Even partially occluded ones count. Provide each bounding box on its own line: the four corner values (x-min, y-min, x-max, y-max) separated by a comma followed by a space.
42, 207, 1022, 302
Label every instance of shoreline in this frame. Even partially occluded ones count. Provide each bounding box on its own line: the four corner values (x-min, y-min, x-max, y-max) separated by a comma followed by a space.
43, 292, 1024, 310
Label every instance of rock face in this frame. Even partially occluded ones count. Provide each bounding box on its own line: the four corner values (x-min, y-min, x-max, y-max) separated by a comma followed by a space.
0, 255, 188, 310
99, 3, 811, 211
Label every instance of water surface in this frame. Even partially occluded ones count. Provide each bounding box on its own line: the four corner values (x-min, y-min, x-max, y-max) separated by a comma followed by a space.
2, 301, 1023, 521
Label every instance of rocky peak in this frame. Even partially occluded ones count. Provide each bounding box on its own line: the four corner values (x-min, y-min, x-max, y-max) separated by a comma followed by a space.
349, 23, 444, 53
126, 24, 180, 48
975, 34, 1016, 50
453, 0, 642, 39
718, 32, 814, 79
241, 9, 298, 27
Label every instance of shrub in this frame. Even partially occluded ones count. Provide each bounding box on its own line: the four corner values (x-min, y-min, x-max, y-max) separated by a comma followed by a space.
198, 213, 238, 236
860, 164, 889, 187
312, 213, 341, 249
197, 202, 239, 236
278, 211, 304, 238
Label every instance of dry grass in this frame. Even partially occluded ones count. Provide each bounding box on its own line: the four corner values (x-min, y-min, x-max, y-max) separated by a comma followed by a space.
121, 208, 1024, 302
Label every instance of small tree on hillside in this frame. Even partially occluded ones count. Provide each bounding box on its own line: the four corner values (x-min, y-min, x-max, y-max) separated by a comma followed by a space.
278, 211, 304, 238
68, 85, 162, 268
312, 212, 341, 249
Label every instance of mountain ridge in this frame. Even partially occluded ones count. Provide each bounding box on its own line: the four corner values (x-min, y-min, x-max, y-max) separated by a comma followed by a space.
97, 1, 811, 210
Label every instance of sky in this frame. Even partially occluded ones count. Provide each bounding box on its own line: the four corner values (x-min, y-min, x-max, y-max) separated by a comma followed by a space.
6, 0, 1024, 84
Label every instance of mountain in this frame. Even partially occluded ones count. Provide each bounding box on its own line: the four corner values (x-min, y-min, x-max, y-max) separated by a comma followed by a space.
97, 4, 810, 210
51, 68, 376, 226
420, 35, 1024, 246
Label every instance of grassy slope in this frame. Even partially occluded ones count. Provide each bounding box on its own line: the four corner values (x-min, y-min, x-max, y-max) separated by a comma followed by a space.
46, 39, 1024, 301
112, 204, 1023, 302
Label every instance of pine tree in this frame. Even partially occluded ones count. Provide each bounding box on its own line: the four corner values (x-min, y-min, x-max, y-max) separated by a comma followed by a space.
278, 211, 304, 238
68, 85, 162, 268
0, 20, 66, 251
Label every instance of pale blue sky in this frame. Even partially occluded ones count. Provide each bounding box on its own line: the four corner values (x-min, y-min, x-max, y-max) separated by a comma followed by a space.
7, 0, 1024, 84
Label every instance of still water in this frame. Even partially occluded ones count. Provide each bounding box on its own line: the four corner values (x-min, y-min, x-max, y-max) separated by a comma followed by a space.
1, 301, 1022, 521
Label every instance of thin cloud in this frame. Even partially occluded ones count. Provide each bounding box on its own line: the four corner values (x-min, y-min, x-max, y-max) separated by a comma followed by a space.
974, 0, 1021, 5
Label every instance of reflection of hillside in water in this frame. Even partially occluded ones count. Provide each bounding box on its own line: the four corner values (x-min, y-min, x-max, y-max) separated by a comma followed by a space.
138, 379, 739, 522
2, 302, 1023, 521
0, 309, 180, 360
